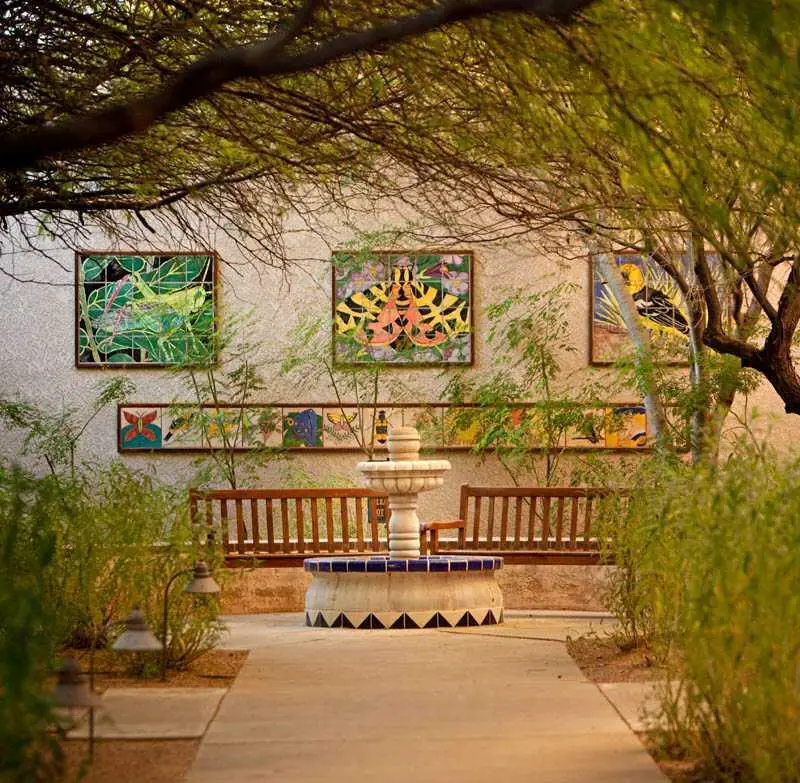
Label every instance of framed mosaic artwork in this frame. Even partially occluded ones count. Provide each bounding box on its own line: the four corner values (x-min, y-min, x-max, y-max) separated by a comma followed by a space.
591, 253, 690, 365
332, 251, 474, 366
76, 251, 217, 367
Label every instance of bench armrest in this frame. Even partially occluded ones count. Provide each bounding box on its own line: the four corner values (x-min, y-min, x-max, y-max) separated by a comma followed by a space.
421, 519, 466, 531
420, 519, 466, 554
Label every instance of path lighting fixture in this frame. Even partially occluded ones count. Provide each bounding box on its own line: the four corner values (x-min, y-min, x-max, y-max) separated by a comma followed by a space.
112, 607, 164, 652
52, 656, 102, 757
160, 560, 221, 681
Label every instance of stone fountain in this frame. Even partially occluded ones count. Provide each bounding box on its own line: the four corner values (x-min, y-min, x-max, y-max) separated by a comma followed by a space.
304, 426, 504, 629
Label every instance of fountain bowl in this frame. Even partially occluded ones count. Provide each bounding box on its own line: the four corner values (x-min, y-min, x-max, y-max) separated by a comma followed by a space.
304, 555, 503, 629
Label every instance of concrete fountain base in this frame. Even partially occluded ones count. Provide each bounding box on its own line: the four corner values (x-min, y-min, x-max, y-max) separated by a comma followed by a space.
304, 555, 504, 630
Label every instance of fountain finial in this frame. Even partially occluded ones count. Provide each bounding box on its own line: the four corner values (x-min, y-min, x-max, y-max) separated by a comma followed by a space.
387, 425, 420, 461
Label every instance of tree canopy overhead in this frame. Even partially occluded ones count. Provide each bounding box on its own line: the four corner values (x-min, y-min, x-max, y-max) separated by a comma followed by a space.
7, 0, 800, 416
0, 0, 591, 249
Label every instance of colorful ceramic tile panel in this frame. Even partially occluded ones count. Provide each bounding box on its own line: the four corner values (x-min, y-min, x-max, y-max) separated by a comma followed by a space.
282, 408, 324, 447
332, 252, 473, 366
443, 407, 482, 447
604, 406, 648, 448
592, 253, 690, 365
77, 253, 216, 367
119, 406, 163, 449
254, 407, 283, 447
202, 408, 263, 449
409, 406, 445, 449
565, 409, 612, 449
321, 407, 364, 448
160, 405, 204, 449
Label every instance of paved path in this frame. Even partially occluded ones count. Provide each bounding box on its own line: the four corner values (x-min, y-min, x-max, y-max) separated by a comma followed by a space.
187, 613, 664, 782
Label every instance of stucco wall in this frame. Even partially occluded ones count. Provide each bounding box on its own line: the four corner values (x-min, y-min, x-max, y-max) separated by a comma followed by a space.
1, 205, 798, 525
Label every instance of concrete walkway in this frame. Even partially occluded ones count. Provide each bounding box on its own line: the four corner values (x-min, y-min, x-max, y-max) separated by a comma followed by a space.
187, 613, 665, 782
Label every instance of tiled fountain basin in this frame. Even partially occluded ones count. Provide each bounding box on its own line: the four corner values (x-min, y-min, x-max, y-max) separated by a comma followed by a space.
304, 555, 504, 630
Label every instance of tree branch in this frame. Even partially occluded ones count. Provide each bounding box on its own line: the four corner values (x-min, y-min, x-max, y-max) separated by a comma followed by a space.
0, 0, 593, 172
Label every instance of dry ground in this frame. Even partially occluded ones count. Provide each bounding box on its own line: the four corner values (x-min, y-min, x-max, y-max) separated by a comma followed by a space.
59, 648, 247, 690
64, 739, 200, 783
567, 633, 702, 782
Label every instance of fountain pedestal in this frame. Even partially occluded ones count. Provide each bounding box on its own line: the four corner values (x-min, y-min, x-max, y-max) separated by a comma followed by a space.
304, 426, 504, 629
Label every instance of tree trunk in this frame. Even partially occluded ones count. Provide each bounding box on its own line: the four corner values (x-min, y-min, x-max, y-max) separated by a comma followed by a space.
594, 253, 668, 447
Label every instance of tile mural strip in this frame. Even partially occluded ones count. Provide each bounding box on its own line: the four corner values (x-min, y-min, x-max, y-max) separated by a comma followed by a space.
118, 403, 650, 453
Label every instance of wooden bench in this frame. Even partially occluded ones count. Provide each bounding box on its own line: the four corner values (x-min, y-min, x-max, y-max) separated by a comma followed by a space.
421, 484, 618, 565
189, 488, 388, 567
191, 484, 619, 567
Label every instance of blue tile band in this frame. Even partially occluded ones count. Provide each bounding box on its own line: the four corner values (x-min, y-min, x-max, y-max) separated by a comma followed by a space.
304, 555, 503, 573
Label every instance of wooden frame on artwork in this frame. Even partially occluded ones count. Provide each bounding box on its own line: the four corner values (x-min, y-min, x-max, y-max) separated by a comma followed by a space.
75, 250, 219, 368
330, 250, 475, 367
117, 401, 651, 454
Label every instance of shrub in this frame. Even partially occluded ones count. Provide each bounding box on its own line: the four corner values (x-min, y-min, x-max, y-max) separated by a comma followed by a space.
0, 459, 226, 780
0, 467, 65, 782
602, 446, 800, 781
51, 461, 225, 671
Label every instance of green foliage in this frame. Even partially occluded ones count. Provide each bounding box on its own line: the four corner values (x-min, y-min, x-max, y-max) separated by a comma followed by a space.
598, 447, 800, 781
0, 467, 65, 782
175, 313, 285, 489
0, 377, 134, 476
612, 341, 760, 460
54, 463, 223, 667
444, 283, 600, 484
0, 459, 225, 779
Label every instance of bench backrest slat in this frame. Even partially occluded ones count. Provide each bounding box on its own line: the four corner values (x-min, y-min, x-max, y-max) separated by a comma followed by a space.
471, 493, 482, 547
266, 500, 276, 553
310, 497, 320, 552
190, 488, 388, 556
541, 497, 550, 547
527, 496, 536, 544
486, 496, 495, 548
569, 497, 579, 550
369, 499, 380, 551
220, 499, 231, 552
250, 499, 260, 551
340, 497, 350, 552
439, 484, 619, 553
295, 498, 305, 553
583, 497, 593, 543
499, 496, 509, 547
355, 496, 364, 551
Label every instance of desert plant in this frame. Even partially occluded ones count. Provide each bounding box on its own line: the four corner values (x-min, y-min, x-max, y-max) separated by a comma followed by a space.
58, 462, 224, 670
0, 467, 66, 782
599, 445, 800, 781
172, 312, 285, 489
0, 377, 134, 477
444, 283, 602, 485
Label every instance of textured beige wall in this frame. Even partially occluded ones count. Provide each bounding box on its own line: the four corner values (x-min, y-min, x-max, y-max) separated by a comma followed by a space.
1, 205, 799, 524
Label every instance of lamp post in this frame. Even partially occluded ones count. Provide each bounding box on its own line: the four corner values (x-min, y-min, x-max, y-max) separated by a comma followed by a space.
113, 561, 220, 681
52, 656, 102, 758
160, 560, 220, 681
